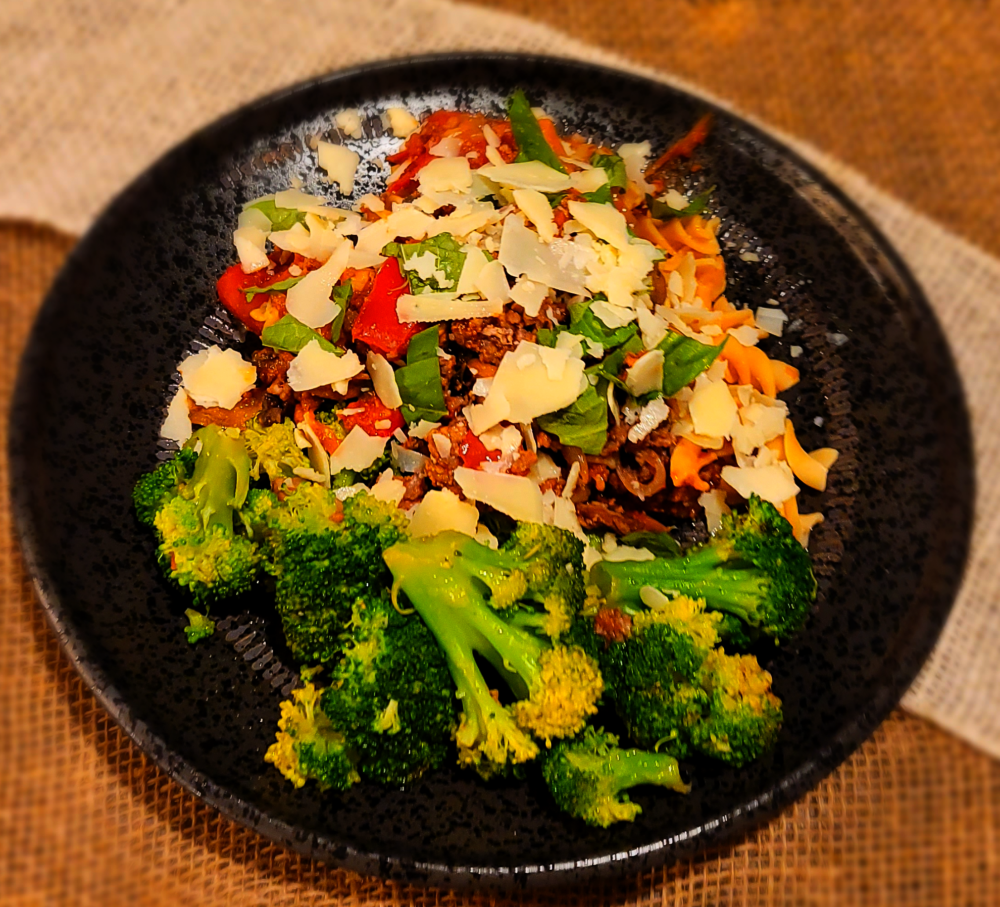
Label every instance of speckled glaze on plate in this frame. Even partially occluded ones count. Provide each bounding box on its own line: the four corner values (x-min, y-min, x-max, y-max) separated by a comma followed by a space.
9, 54, 973, 888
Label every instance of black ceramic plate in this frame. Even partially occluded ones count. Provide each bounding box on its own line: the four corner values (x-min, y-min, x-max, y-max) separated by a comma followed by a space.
10, 54, 973, 888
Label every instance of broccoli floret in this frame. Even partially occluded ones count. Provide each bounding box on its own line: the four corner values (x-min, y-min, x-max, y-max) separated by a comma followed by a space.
452, 522, 586, 639
183, 608, 215, 644
132, 447, 197, 526
595, 596, 782, 765
319, 592, 455, 785
382, 532, 603, 777
265, 682, 359, 791
688, 650, 783, 766
590, 496, 816, 642
137, 426, 260, 605
242, 419, 312, 485
542, 727, 690, 827
262, 485, 408, 665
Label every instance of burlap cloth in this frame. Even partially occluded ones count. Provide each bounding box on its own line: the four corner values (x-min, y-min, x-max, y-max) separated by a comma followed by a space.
2, 1, 999, 903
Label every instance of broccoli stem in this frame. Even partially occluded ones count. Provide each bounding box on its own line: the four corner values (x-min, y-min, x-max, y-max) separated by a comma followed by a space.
186, 427, 251, 533
592, 546, 767, 619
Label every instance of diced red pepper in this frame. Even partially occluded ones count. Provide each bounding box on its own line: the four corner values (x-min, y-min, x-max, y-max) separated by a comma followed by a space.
216, 263, 295, 334
455, 431, 501, 469
351, 258, 420, 359
337, 394, 405, 438
295, 402, 343, 455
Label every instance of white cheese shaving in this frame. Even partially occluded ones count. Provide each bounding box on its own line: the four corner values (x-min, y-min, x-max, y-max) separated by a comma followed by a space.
428, 135, 462, 157
617, 141, 654, 193
160, 388, 192, 443
408, 420, 441, 439
755, 306, 789, 336
498, 215, 588, 295
272, 188, 346, 220
391, 441, 428, 474
624, 350, 665, 396
454, 467, 544, 524
233, 210, 270, 274
397, 293, 504, 323
418, 156, 472, 193
603, 545, 656, 563
317, 142, 360, 195
456, 245, 489, 295
689, 380, 738, 438
512, 188, 557, 242
721, 463, 799, 506
385, 107, 419, 138
334, 108, 364, 139
178, 346, 256, 410
476, 161, 572, 193
328, 425, 387, 474
567, 201, 631, 251
698, 489, 731, 534
626, 396, 670, 443
366, 352, 403, 409
371, 469, 406, 506
467, 341, 586, 434
286, 342, 363, 393
472, 259, 511, 304
569, 168, 609, 194
284, 240, 351, 328
508, 276, 548, 317
408, 489, 480, 538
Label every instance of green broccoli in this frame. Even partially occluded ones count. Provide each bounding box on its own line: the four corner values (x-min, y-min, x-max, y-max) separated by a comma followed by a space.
593, 596, 782, 765
264, 682, 359, 791
242, 419, 312, 485
261, 485, 409, 665
451, 521, 587, 639
382, 532, 603, 778
319, 592, 456, 786
183, 608, 215, 644
542, 727, 690, 827
135, 426, 260, 605
590, 495, 816, 642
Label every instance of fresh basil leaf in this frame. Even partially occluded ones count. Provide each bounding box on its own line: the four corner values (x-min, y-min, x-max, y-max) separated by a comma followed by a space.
397, 325, 447, 422
569, 298, 640, 349
246, 198, 307, 232
261, 315, 339, 355
329, 282, 350, 344
507, 89, 567, 174
546, 191, 568, 209
658, 332, 726, 397
620, 531, 681, 558
536, 382, 608, 454
242, 275, 304, 302
647, 184, 717, 219
585, 333, 645, 389
406, 325, 441, 365
382, 232, 467, 295
581, 154, 626, 204
535, 327, 561, 348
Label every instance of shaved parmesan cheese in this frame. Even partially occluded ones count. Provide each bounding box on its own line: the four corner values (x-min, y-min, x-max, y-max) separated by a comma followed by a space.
409, 489, 480, 538
512, 188, 557, 242
367, 351, 403, 409
689, 380, 738, 438
233, 210, 270, 274
385, 107, 419, 138
603, 544, 656, 562
637, 302, 670, 349
408, 420, 441, 439
454, 467, 544, 524
541, 490, 587, 542
273, 188, 345, 220
509, 276, 548, 317
555, 332, 585, 359
397, 293, 504, 323
468, 341, 586, 433
371, 469, 406, 506
317, 142, 360, 195
498, 215, 588, 295
663, 189, 688, 210
178, 346, 256, 409
698, 489, 731, 534
457, 245, 489, 295
286, 342, 363, 393
591, 299, 635, 329
617, 141, 653, 193
285, 240, 351, 328
727, 324, 761, 347
625, 350, 665, 396
418, 156, 472, 193
755, 307, 788, 336
391, 441, 428, 474
721, 463, 799, 506
473, 259, 511, 304
567, 201, 631, 251
328, 426, 387, 475
357, 193, 385, 213
335, 108, 364, 139
570, 168, 609, 194
477, 161, 572, 193
160, 388, 192, 443
482, 124, 501, 147
297, 418, 332, 488
428, 135, 462, 157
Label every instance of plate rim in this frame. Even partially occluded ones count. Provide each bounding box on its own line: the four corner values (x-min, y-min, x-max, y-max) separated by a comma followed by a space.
8, 51, 974, 889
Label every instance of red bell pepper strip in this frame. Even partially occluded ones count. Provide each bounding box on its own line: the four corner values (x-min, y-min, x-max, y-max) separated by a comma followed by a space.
216, 263, 294, 334
455, 430, 501, 469
337, 394, 405, 438
351, 257, 420, 359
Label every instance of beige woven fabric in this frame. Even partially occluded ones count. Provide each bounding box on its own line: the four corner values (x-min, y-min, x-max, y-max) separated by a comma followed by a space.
2, 0, 1000, 903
